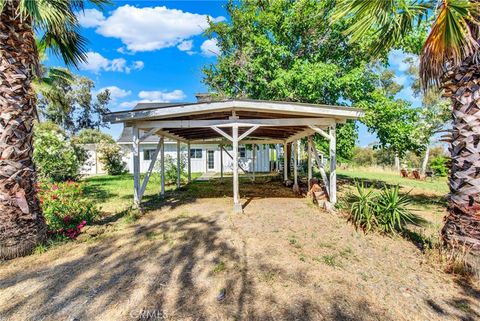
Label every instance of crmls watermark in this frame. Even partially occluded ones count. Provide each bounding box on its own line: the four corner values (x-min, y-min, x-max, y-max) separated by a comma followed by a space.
129, 309, 166, 320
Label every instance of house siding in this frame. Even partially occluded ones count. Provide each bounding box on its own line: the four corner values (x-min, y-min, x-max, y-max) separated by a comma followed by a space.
119, 143, 272, 174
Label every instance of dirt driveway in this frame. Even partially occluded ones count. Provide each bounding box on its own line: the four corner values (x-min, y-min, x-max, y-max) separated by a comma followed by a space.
0, 178, 479, 321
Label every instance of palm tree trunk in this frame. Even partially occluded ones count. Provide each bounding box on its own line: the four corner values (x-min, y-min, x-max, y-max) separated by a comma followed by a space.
442, 57, 480, 251
0, 1, 46, 259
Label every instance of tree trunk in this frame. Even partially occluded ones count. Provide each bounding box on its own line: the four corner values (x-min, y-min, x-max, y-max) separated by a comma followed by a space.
394, 152, 400, 171
421, 145, 430, 175
442, 57, 480, 251
0, 1, 46, 259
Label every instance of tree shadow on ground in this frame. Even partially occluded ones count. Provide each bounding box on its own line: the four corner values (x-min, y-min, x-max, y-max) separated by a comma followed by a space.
141, 175, 302, 212
424, 278, 480, 321
82, 182, 116, 204
0, 209, 394, 321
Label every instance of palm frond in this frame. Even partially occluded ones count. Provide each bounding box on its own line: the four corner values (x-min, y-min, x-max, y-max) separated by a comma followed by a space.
420, 0, 480, 87
332, 0, 431, 56
13, 0, 110, 68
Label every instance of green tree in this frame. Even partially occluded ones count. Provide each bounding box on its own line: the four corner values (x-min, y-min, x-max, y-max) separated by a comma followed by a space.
0, 0, 108, 259
74, 77, 111, 132
404, 57, 450, 173
334, 0, 480, 251
74, 129, 115, 145
202, 0, 384, 161
38, 75, 111, 134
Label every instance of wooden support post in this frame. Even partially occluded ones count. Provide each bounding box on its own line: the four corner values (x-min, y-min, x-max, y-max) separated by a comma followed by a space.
139, 139, 161, 199
308, 136, 312, 188
312, 145, 329, 197
232, 125, 243, 213
176, 140, 181, 189
293, 140, 299, 193
252, 144, 256, 182
187, 142, 191, 183
132, 126, 140, 207
276, 144, 280, 172
160, 136, 165, 196
283, 142, 288, 182
220, 144, 224, 180
329, 124, 337, 204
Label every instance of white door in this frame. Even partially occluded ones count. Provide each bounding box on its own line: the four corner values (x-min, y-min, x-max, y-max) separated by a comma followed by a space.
207, 150, 215, 171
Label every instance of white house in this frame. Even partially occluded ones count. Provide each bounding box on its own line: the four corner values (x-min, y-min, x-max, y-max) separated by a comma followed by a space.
117, 126, 274, 174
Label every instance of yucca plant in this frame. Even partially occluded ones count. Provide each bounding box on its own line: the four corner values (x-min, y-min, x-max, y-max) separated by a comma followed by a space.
345, 181, 377, 232
375, 186, 427, 234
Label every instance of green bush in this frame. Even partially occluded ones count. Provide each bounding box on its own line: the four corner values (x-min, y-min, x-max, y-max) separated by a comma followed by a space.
156, 154, 188, 184
429, 155, 449, 177
345, 182, 426, 234
97, 142, 127, 175
375, 186, 427, 233
39, 181, 99, 239
345, 182, 377, 232
33, 122, 84, 182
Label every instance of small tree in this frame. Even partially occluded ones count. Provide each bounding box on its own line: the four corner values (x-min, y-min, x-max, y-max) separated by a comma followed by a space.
33, 122, 84, 182
155, 154, 187, 184
97, 142, 127, 175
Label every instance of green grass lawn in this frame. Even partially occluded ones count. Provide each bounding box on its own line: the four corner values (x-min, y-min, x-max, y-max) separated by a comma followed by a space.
337, 168, 449, 195
83, 172, 202, 214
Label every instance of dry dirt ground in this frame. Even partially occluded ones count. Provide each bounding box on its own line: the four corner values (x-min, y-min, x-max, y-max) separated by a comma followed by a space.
0, 177, 479, 321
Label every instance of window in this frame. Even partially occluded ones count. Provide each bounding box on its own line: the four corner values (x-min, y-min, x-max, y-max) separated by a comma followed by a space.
143, 149, 156, 161
239, 147, 246, 158
190, 148, 202, 159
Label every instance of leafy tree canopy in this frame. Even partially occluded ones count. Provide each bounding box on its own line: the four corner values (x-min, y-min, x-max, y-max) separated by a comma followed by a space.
74, 128, 115, 145
202, 0, 390, 161
37, 74, 111, 134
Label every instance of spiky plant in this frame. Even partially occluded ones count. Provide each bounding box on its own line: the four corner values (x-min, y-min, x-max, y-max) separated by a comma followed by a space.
0, 0, 108, 259
334, 0, 480, 251
346, 181, 377, 232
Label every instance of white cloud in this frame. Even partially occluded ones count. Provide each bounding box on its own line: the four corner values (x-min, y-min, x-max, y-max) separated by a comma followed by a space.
77, 8, 105, 28
109, 58, 127, 72
389, 49, 417, 72
138, 89, 186, 102
200, 38, 220, 57
98, 86, 131, 102
177, 40, 193, 52
79, 6, 225, 53
79, 51, 144, 74
133, 61, 144, 71
80, 52, 110, 73
119, 89, 186, 109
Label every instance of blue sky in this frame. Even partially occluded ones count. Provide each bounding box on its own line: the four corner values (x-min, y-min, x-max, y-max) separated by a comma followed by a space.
46, 1, 419, 146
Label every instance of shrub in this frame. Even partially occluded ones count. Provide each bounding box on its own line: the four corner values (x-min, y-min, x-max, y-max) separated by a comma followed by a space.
156, 154, 188, 184
38, 181, 99, 239
97, 142, 127, 175
429, 155, 449, 177
34, 122, 84, 182
374, 186, 427, 233
345, 182, 426, 234
345, 182, 377, 232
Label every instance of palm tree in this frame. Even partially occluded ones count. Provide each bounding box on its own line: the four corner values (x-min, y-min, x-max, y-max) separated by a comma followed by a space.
334, 0, 480, 250
0, 0, 107, 259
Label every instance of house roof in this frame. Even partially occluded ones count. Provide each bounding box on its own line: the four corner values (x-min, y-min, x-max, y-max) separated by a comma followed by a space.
106, 98, 364, 144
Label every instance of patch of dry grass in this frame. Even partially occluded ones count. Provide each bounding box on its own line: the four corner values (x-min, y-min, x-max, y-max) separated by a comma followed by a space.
0, 175, 478, 321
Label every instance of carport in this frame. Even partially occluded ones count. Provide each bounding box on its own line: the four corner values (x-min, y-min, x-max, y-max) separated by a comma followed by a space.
104, 99, 363, 213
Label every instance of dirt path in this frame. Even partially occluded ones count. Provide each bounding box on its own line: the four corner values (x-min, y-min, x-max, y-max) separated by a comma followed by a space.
0, 179, 478, 321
